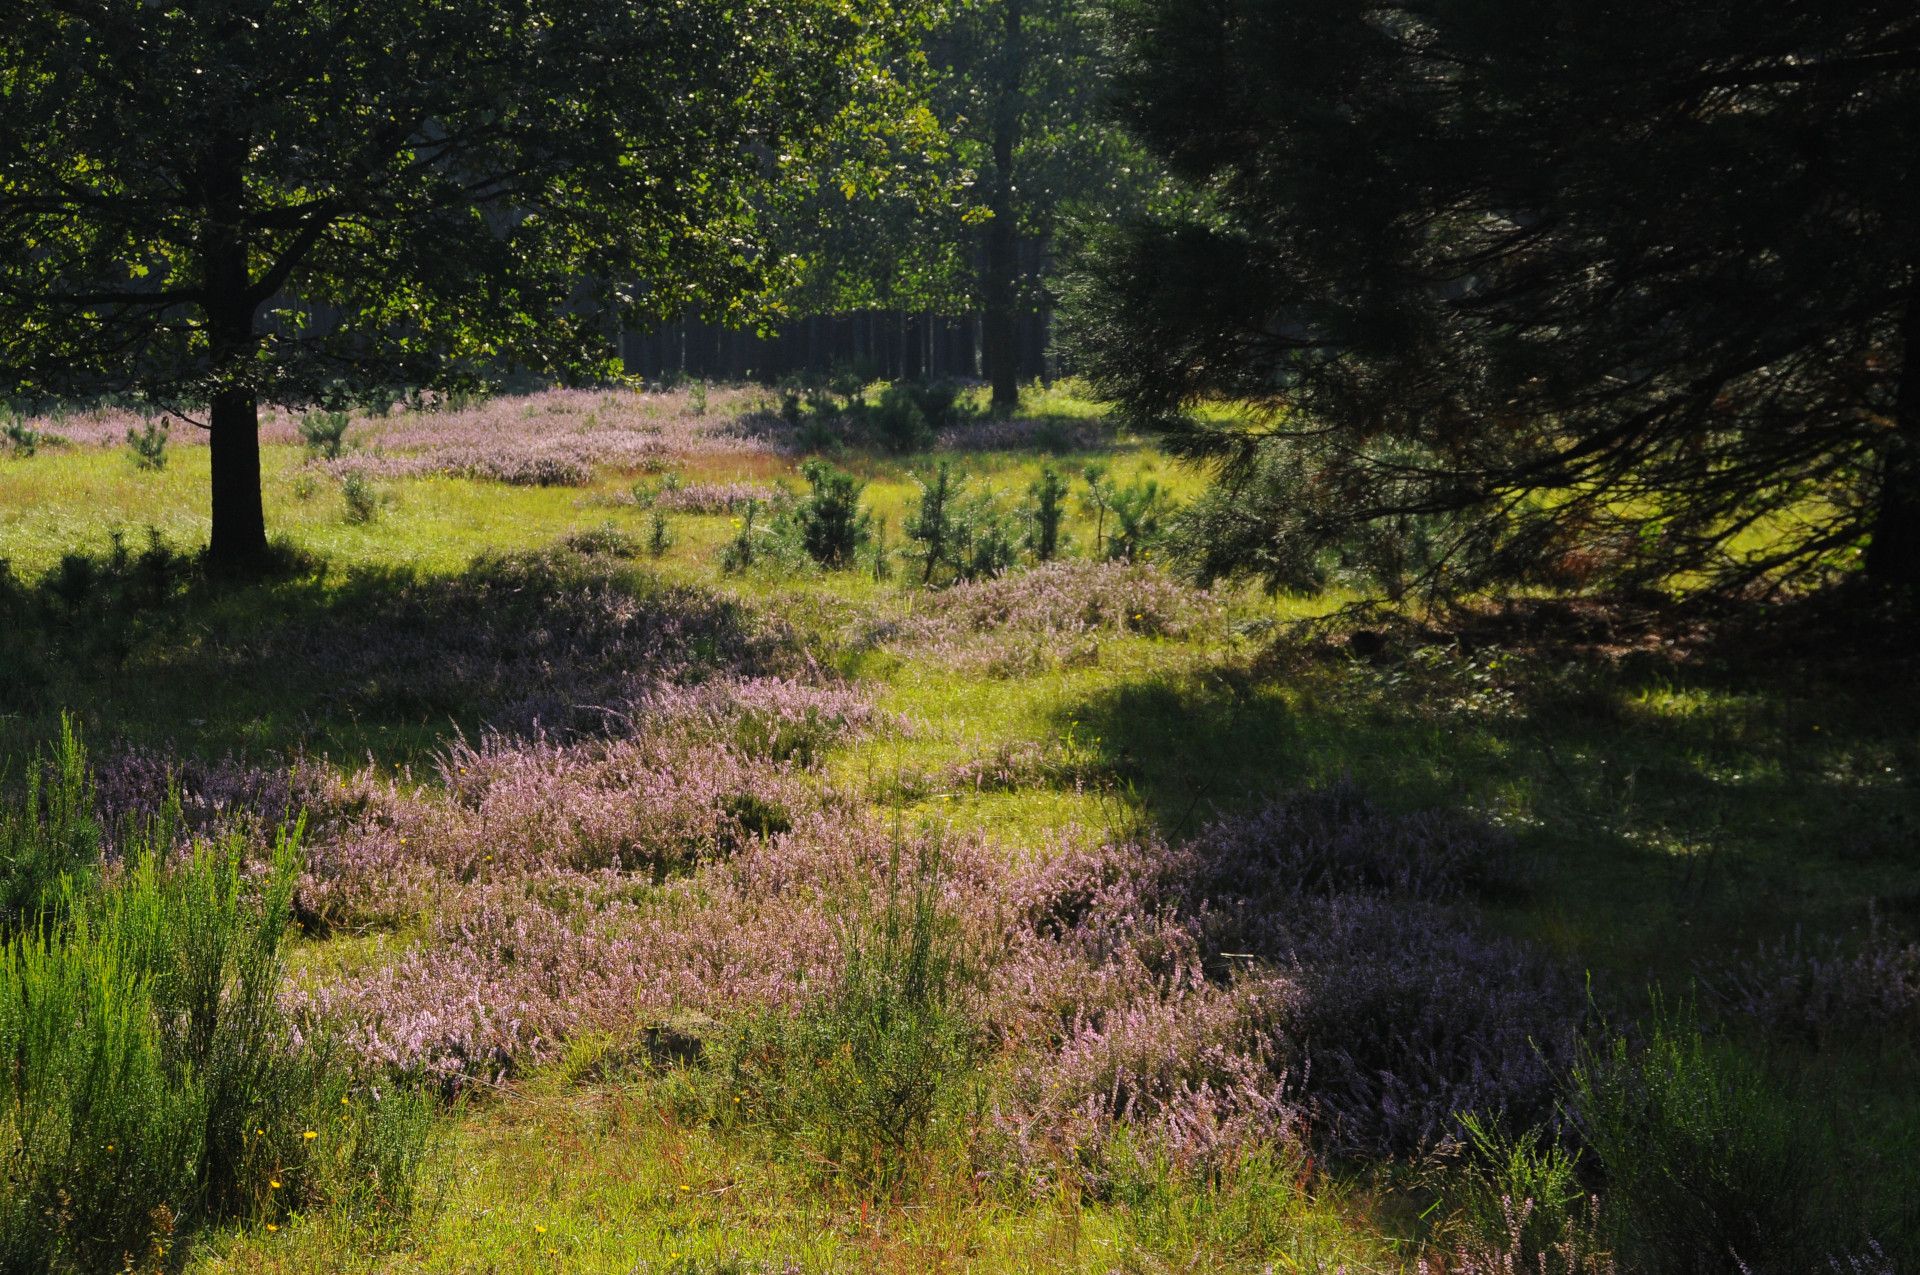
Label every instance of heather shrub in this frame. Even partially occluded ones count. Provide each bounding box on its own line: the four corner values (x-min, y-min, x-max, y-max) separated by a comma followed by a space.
300, 409, 352, 459
0, 716, 100, 930
712, 838, 981, 1192
1565, 1001, 1825, 1273
792, 460, 871, 568
1705, 926, 1920, 1042
125, 417, 169, 471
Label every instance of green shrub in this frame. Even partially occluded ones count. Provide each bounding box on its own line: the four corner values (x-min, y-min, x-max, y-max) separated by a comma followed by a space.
957, 490, 1020, 581
298, 409, 351, 459
648, 510, 673, 558
687, 380, 709, 417
1566, 1000, 1826, 1272
126, 418, 170, 471
0, 715, 100, 932
712, 839, 978, 1193
341, 473, 380, 525
1106, 474, 1175, 563
3, 413, 41, 458
1455, 1113, 1589, 1265
0, 728, 434, 1271
1026, 464, 1070, 562
720, 499, 763, 573
562, 523, 643, 559
793, 460, 871, 568
906, 462, 962, 584
868, 384, 934, 454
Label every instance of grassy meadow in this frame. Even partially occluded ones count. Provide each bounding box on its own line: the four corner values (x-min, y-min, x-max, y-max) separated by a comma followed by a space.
1, 384, 1915, 1273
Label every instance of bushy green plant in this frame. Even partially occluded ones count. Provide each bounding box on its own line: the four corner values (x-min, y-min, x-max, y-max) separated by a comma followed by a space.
341, 473, 380, 525
648, 510, 673, 558
298, 409, 351, 459
126, 417, 170, 471
3, 412, 42, 458
1566, 1000, 1825, 1272
0, 734, 434, 1271
868, 384, 934, 454
687, 380, 709, 417
906, 462, 962, 584
562, 523, 643, 559
1455, 1113, 1589, 1265
0, 715, 100, 932
720, 499, 763, 573
712, 839, 977, 1193
793, 460, 871, 568
903, 379, 968, 431
957, 490, 1020, 581
1104, 474, 1175, 563
1026, 464, 1070, 562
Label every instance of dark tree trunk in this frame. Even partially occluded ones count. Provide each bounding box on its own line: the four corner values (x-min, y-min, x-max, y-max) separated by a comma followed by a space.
982, 0, 1025, 416
1867, 277, 1920, 587
208, 383, 267, 570
201, 146, 270, 573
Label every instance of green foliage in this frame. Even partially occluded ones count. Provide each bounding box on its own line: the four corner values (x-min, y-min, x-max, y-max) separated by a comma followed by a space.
3, 414, 41, 458
1026, 464, 1070, 561
868, 384, 935, 454
1066, 0, 1920, 593
1567, 1000, 1826, 1272
341, 475, 380, 526
0, 716, 100, 933
711, 839, 977, 1193
793, 460, 872, 568
562, 523, 643, 559
0, 731, 434, 1271
0, 1, 936, 563
1103, 473, 1173, 564
1456, 1114, 1589, 1266
125, 418, 170, 472
905, 462, 963, 583
648, 511, 674, 559
688, 381, 710, 418
720, 500, 765, 574
298, 411, 352, 461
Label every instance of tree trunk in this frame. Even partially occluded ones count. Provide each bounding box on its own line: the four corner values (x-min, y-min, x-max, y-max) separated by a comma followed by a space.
208, 383, 267, 571
201, 149, 270, 573
982, 0, 1025, 416
1868, 277, 1920, 586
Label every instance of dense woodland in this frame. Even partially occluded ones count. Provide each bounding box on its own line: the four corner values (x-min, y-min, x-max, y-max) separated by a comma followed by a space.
2, 3, 1917, 1274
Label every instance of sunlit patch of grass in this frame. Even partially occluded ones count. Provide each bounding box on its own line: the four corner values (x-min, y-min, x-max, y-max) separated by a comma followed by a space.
191, 1077, 1397, 1275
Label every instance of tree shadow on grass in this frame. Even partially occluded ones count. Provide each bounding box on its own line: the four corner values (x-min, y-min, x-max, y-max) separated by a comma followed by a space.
0, 535, 785, 773
1050, 628, 1920, 980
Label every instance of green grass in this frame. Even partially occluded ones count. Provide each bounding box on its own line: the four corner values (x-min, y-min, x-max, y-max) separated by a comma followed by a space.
5, 386, 1917, 1271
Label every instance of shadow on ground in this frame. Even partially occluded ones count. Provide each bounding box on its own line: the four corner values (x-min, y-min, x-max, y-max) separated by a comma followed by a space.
0, 536, 784, 771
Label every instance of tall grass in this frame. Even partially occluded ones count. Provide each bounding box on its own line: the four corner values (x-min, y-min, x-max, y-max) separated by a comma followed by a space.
709, 835, 980, 1193
0, 730, 433, 1272
0, 716, 99, 929
1566, 999, 1830, 1273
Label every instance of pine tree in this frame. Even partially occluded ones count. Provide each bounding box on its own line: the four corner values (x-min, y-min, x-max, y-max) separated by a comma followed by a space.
1064, 0, 1920, 594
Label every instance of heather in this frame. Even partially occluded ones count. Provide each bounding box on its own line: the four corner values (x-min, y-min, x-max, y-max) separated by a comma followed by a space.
4, 387, 1916, 1272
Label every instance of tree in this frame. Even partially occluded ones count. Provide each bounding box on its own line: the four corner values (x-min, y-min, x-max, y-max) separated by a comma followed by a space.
937, 0, 1157, 413
0, 0, 926, 570
1063, 0, 1920, 594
